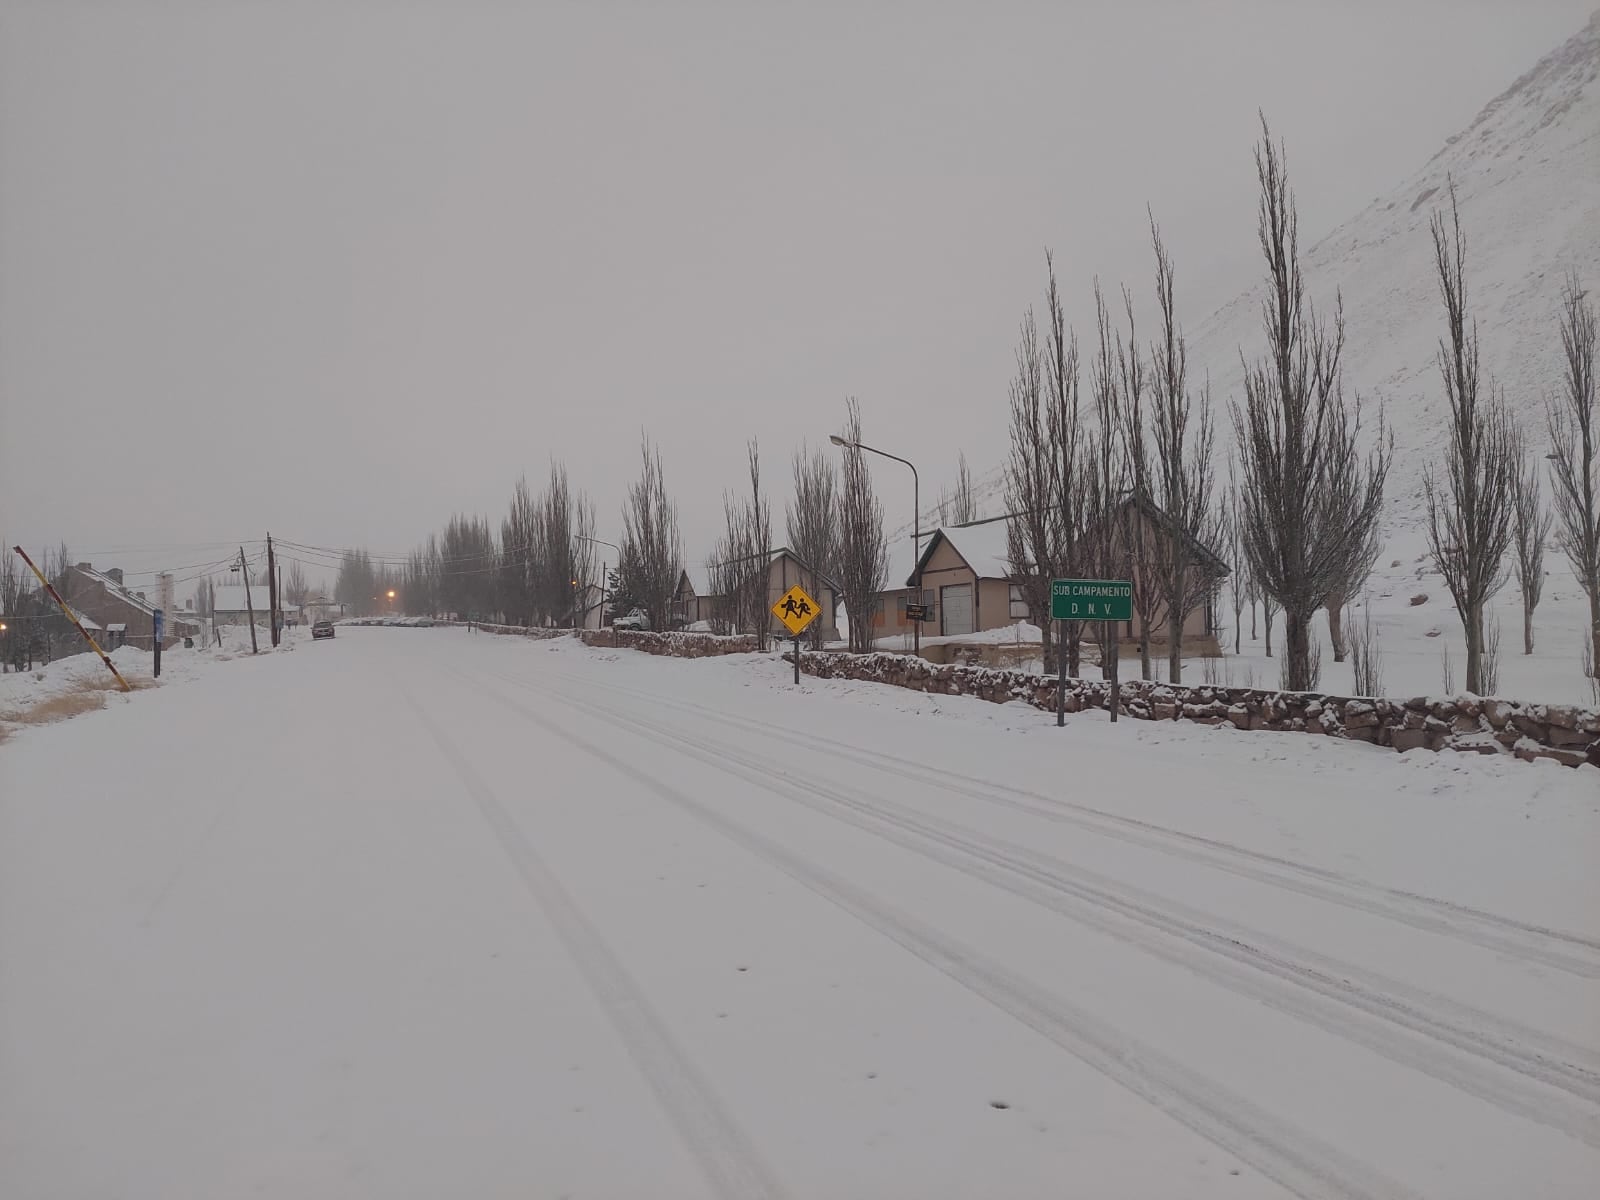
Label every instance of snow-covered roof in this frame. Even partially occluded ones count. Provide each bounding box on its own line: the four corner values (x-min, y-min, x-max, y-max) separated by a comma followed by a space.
71, 611, 102, 631
212, 585, 273, 614
887, 517, 1016, 588
106, 623, 127, 633
935, 517, 1015, 580
884, 533, 924, 593
69, 566, 158, 617
680, 563, 713, 597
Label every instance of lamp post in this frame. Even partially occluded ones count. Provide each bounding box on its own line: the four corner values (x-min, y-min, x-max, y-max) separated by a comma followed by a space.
576, 534, 620, 633
831, 434, 922, 658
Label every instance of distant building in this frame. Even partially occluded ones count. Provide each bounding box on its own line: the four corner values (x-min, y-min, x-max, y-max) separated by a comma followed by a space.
211, 584, 273, 627
675, 548, 840, 640
55, 563, 200, 651
872, 502, 1229, 655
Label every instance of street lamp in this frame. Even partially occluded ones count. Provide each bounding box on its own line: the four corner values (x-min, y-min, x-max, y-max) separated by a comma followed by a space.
832, 433, 923, 657
576, 534, 621, 632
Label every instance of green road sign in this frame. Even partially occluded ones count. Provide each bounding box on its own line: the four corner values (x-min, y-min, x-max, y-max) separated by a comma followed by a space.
1051, 578, 1132, 622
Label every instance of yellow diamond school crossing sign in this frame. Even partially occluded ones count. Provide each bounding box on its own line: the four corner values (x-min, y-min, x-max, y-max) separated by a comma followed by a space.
772, 584, 821, 636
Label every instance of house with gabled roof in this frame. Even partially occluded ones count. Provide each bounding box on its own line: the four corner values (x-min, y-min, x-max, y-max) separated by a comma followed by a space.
55, 563, 200, 651
676, 547, 840, 640
872, 501, 1229, 654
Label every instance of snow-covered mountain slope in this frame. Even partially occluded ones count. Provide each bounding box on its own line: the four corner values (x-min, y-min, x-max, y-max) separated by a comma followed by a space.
1190, 10, 1600, 524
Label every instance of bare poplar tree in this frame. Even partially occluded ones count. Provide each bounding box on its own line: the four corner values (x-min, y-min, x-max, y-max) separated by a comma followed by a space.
1546, 272, 1599, 675
1511, 436, 1552, 654
500, 476, 539, 625
1116, 287, 1164, 680
534, 463, 595, 628
1232, 117, 1390, 691
713, 441, 772, 646
787, 442, 838, 648
835, 398, 888, 653
1081, 283, 1132, 677
1322, 516, 1382, 663
1147, 215, 1227, 683
619, 435, 683, 633
948, 453, 977, 524
282, 560, 310, 607
1004, 307, 1058, 671
1423, 183, 1516, 695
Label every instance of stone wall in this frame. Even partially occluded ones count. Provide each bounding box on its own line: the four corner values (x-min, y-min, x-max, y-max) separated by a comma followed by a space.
790, 650, 1600, 769
470, 622, 568, 640
577, 629, 762, 658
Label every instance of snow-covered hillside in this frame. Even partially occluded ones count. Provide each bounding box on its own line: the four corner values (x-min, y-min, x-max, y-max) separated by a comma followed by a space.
1190, 10, 1600, 522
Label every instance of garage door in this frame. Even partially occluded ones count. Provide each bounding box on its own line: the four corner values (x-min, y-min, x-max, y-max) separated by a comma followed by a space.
941, 583, 974, 637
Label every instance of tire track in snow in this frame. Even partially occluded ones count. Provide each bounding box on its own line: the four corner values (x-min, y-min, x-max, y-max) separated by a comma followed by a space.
454, 669, 1426, 1200
400, 688, 791, 1200
543, 664, 1600, 979
479, 667, 1600, 1151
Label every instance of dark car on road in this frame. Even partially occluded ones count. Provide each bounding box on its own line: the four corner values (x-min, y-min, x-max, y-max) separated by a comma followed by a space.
312, 620, 335, 640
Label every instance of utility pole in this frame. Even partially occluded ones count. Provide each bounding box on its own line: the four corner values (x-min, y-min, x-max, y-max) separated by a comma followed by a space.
266, 533, 280, 647
239, 546, 258, 655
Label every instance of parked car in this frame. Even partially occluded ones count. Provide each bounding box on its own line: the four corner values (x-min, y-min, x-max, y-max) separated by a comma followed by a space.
613, 609, 650, 631
312, 620, 335, 640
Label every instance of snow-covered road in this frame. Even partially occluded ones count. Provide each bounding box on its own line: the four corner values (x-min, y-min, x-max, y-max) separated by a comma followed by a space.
3, 628, 1598, 1198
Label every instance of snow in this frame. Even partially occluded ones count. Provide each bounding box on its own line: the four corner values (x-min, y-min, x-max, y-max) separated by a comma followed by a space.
3, 625, 1596, 1197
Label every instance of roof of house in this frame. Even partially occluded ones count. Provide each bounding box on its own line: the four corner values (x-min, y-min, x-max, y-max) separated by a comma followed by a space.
1119, 490, 1232, 577
212, 585, 273, 613
65, 565, 159, 617
899, 517, 1016, 587
686, 546, 839, 601
679, 564, 713, 598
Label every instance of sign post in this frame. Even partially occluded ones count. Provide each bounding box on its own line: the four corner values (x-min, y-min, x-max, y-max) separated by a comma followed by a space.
1051, 579, 1132, 725
152, 608, 165, 679
772, 583, 822, 685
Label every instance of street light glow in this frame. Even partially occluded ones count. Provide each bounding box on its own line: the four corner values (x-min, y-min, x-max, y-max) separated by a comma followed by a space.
387, 590, 396, 600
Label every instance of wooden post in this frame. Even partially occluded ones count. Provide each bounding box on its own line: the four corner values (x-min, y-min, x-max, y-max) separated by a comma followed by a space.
10, 545, 131, 691
1056, 617, 1066, 726
240, 547, 258, 655
1108, 621, 1120, 723
266, 534, 280, 648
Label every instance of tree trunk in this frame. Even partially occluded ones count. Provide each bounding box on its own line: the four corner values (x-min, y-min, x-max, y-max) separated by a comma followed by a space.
1264, 608, 1273, 658
1523, 600, 1533, 655
1167, 610, 1183, 683
1041, 615, 1056, 677
1326, 595, 1347, 662
1066, 622, 1081, 677
1464, 602, 1482, 696
1250, 602, 1257, 640
1233, 605, 1242, 654
1138, 625, 1152, 681
1591, 594, 1600, 679
1284, 609, 1313, 691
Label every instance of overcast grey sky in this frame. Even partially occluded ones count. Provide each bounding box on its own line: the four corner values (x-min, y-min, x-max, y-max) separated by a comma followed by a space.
2, 1, 1594, 590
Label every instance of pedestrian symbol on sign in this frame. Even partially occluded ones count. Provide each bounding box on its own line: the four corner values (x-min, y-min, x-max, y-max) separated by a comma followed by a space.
772, 584, 821, 636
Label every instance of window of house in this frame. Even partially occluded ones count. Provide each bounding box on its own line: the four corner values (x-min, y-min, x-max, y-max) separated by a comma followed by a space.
1008, 585, 1028, 620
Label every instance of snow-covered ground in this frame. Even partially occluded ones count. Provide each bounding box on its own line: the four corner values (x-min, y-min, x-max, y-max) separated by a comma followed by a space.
2, 626, 1596, 1197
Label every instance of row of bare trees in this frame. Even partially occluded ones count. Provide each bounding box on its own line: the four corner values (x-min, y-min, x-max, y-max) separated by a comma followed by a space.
1420, 179, 1597, 693
1003, 213, 1241, 686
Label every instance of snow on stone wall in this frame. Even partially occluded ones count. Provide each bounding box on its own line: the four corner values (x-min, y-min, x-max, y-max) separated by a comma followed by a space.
791, 651, 1600, 769
577, 629, 762, 658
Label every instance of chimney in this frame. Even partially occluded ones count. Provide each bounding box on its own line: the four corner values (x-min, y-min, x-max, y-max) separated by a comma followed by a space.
76, 562, 93, 572
106, 568, 124, 585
